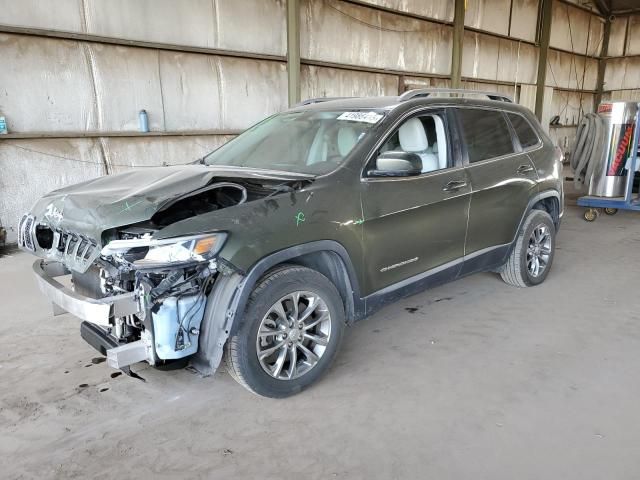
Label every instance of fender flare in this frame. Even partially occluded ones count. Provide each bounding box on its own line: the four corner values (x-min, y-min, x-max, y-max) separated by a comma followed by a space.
508, 190, 562, 256
232, 240, 362, 326
191, 240, 361, 376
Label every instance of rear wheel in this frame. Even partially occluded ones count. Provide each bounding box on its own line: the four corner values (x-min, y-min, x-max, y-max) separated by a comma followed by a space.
604, 207, 618, 216
501, 209, 556, 287
224, 266, 345, 397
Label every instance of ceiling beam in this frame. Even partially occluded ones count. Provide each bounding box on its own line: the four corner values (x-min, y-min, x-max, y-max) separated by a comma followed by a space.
592, 0, 611, 17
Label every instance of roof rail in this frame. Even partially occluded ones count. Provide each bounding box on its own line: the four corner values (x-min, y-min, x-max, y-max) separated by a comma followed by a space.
399, 88, 513, 103
295, 97, 352, 107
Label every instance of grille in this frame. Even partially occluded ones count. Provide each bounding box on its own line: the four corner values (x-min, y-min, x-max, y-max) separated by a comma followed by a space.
18, 214, 36, 252
58, 230, 98, 271
18, 213, 98, 272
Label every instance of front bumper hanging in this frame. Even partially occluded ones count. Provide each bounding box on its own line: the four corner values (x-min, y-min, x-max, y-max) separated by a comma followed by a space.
32, 260, 139, 325
32, 260, 152, 369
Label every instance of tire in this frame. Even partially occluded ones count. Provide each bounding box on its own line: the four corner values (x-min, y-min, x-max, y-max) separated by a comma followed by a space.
604, 207, 618, 216
584, 208, 598, 222
224, 265, 345, 398
500, 209, 556, 287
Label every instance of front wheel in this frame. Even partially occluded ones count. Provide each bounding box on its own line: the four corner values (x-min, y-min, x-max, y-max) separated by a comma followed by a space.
224, 266, 345, 397
500, 209, 556, 287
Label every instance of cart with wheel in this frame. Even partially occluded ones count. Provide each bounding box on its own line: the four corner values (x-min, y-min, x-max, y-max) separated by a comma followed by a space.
578, 105, 640, 221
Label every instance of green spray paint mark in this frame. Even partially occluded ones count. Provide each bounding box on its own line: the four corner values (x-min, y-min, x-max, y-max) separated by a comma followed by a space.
115, 199, 144, 215
295, 211, 306, 226
353, 218, 364, 225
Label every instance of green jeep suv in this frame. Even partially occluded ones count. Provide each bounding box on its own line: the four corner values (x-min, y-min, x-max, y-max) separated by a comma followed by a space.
19, 89, 564, 397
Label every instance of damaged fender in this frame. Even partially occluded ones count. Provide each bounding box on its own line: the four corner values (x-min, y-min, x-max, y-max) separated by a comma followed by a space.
193, 240, 362, 376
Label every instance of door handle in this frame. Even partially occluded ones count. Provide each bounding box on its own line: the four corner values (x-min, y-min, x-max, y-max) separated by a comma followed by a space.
517, 164, 534, 174
442, 180, 468, 192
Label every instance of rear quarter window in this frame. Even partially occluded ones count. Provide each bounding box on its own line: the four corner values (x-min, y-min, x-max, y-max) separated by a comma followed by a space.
507, 113, 540, 149
456, 108, 515, 163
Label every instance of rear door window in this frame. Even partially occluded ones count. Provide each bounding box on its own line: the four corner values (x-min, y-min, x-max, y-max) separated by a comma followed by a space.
507, 113, 540, 149
456, 109, 515, 163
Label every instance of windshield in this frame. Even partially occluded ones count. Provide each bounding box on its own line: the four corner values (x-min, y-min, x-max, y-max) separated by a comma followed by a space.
203, 110, 385, 175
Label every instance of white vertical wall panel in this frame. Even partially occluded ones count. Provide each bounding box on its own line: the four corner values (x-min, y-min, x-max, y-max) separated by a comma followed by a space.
89, 43, 165, 131
301, 0, 452, 75
546, 50, 598, 90
0, 0, 84, 32
85, 0, 286, 56
462, 32, 538, 84
0, 139, 105, 242
355, 0, 454, 22
158, 52, 287, 131
626, 15, 640, 55
0, 34, 97, 133
84, 0, 214, 48
104, 135, 235, 173
519, 84, 538, 112
509, 0, 539, 42
465, 0, 512, 36
550, 90, 594, 125
301, 65, 399, 98
0, 34, 287, 134
604, 58, 640, 91
199, 57, 288, 130
608, 16, 628, 57
0, 0, 287, 57
550, 1, 603, 55
157, 51, 223, 132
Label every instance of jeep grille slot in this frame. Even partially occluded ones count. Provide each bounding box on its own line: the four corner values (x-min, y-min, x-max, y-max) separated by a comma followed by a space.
59, 231, 97, 270
18, 214, 36, 252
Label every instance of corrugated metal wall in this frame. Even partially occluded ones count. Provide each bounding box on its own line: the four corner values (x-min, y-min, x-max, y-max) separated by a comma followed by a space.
0, 0, 635, 242
0, 0, 288, 242
603, 14, 640, 102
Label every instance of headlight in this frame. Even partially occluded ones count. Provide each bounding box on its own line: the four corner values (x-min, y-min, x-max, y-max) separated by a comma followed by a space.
101, 233, 226, 268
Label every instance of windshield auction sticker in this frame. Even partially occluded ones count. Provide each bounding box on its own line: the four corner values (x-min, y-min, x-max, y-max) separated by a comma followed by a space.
337, 111, 384, 124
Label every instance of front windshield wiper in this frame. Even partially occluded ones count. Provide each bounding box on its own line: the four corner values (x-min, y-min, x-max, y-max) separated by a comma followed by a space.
265, 183, 296, 197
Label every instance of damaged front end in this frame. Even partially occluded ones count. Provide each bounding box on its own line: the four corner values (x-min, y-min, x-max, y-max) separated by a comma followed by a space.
19, 166, 312, 375
17, 172, 287, 375
29, 229, 227, 373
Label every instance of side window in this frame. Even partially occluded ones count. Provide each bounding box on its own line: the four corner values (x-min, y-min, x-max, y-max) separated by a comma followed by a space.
456, 109, 515, 163
507, 113, 540, 149
377, 113, 449, 174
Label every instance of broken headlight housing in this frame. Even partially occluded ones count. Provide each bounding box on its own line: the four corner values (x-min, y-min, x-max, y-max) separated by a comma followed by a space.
101, 233, 227, 268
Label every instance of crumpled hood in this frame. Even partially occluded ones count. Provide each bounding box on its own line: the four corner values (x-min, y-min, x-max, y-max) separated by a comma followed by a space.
30, 164, 310, 243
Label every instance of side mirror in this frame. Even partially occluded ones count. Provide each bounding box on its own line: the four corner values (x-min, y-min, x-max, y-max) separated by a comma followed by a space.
368, 151, 422, 177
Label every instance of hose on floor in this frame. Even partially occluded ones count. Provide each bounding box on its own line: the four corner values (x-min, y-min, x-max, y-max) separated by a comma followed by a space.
570, 113, 606, 190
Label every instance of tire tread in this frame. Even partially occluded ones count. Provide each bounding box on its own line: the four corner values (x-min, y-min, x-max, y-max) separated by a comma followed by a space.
500, 209, 554, 288
224, 265, 342, 397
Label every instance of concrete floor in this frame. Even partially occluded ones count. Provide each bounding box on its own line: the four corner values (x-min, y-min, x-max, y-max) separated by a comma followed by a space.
1, 204, 640, 480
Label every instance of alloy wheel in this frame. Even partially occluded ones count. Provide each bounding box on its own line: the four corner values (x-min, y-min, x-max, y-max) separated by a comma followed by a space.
526, 224, 552, 278
256, 291, 332, 380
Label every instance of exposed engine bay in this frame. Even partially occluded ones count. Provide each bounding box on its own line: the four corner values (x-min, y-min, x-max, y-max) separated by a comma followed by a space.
20, 175, 309, 373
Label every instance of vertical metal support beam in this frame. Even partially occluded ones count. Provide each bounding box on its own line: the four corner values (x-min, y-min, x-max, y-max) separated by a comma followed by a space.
594, 17, 611, 108
287, 0, 301, 106
451, 0, 465, 89
534, 0, 553, 121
